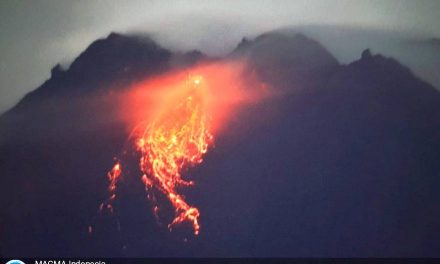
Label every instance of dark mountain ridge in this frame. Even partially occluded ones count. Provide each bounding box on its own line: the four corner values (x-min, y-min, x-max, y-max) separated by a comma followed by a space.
233, 33, 339, 92
0, 31, 439, 257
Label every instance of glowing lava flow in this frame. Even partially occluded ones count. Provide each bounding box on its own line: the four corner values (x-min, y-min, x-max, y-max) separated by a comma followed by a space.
97, 62, 267, 236
101, 74, 213, 235
101, 162, 122, 213
137, 75, 212, 235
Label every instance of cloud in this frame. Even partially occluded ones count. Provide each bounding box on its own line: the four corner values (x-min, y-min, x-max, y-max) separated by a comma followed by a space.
1, 0, 439, 114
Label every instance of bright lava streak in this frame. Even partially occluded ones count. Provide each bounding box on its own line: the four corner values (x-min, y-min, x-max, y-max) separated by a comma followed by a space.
101, 74, 213, 236
97, 62, 267, 236
137, 75, 212, 235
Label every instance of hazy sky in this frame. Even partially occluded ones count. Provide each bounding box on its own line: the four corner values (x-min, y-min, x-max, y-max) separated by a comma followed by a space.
1, 0, 439, 114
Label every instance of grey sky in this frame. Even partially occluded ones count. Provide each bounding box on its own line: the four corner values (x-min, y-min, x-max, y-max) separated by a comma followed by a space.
1, 0, 439, 114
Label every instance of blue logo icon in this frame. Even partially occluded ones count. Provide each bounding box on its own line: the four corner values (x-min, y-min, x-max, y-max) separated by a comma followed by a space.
6, 260, 25, 264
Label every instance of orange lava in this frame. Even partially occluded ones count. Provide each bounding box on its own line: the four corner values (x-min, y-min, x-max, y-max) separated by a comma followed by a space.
137, 75, 211, 235
101, 61, 268, 235
100, 161, 122, 213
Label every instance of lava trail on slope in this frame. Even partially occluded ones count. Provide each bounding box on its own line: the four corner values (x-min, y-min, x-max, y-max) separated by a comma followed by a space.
97, 62, 268, 235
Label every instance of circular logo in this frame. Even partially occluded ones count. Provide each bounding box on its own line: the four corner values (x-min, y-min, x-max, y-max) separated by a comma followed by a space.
6, 260, 25, 264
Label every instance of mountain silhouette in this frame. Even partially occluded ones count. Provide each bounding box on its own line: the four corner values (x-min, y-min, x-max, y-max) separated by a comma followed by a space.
0, 31, 439, 257
233, 33, 339, 92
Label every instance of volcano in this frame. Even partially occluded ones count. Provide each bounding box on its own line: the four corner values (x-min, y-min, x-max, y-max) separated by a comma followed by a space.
0, 32, 439, 257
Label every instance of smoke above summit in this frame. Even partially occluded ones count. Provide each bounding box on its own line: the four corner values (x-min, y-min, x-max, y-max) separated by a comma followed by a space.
1, 0, 440, 114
